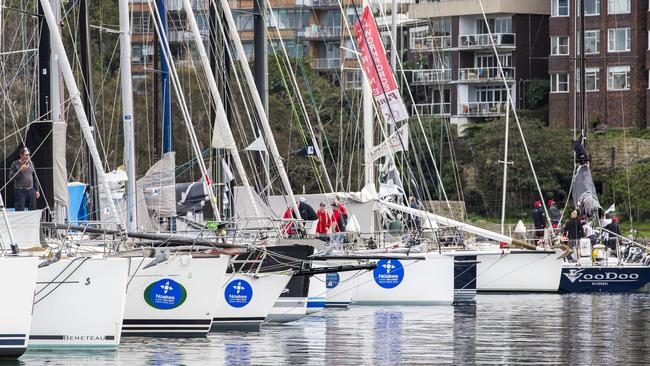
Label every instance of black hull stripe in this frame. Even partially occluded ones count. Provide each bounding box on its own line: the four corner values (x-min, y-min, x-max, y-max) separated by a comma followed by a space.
122, 327, 210, 333
121, 332, 208, 338
0, 334, 25, 338
0, 340, 24, 346
0, 347, 26, 358
212, 317, 266, 322
123, 319, 211, 325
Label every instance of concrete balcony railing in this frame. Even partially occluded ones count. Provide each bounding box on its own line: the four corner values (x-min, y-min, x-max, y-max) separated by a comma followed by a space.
457, 67, 515, 82
410, 35, 452, 51
412, 103, 451, 116
458, 101, 508, 117
297, 25, 342, 39
409, 69, 452, 84
458, 33, 516, 49
311, 58, 340, 70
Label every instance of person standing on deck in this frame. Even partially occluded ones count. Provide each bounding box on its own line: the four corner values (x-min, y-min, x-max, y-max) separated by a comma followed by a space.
331, 203, 344, 233
298, 197, 318, 221
316, 202, 331, 238
548, 200, 561, 229
9, 147, 40, 211
563, 211, 584, 260
531, 201, 546, 239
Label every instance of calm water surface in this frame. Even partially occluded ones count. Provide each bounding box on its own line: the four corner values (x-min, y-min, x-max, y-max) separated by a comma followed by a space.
12, 293, 650, 365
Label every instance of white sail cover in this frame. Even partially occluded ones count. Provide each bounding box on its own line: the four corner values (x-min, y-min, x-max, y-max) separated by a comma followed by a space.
0, 210, 42, 249
136, 152, 177, 219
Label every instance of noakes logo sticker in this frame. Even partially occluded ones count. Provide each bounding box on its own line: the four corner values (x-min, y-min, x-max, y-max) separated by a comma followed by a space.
144, 279, 187, 310
225, 279, 253, 308
373, 259, 404, 289
326, 272, 340, 289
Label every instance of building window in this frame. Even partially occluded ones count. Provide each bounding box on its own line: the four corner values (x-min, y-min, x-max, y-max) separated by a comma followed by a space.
608, 0, 630, 14
578, 0, 600, 15
607, 66, 630, 91
552, 0, 569, 16
608, 28, 631, 52
551, 73, 569, 93
577, 30, 600, 54
551, 36, 569, 55
576, 68, 600, 92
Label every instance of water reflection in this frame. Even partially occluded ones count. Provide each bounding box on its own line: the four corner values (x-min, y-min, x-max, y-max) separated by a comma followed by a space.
13, 293, 650, 365
373, 311, 403, 364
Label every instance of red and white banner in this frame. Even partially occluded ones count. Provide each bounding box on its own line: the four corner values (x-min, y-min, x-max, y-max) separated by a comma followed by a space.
354, 6, 409, 124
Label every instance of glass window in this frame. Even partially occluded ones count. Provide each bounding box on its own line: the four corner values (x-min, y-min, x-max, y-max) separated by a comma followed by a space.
607, 66, 630, 90
494, 17, 512, 33
608, 0, 630, 14
577, 30, 600, 54
234, 11, 254, 31
552, 0, 569, 16
576, 68, 600, 92
551, 73, 569, 93
578, 0, 600, 16
608, 28, 631, 52
551, 36, 569, 55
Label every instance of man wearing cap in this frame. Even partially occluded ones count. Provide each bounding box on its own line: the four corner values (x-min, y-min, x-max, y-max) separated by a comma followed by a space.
548, 200, 561, 229
531, 201, 546, 239
9, 147, 40, 211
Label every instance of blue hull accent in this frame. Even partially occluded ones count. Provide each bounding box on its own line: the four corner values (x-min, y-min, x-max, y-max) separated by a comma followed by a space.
306, 301, 326, 308
560, 266, 650, 293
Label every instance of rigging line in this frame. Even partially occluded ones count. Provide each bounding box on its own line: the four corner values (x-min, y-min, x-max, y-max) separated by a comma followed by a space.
265, 36, 327, 194
372, 0, 445, 206
34, 257, 91, 305
353, 1, 452, 216
265, 0, 333, 193
476, 0, 552, 228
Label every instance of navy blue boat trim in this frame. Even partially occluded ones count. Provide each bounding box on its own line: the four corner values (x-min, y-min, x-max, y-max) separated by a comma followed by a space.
123, 319, 212, 325
212, 317, 266, 321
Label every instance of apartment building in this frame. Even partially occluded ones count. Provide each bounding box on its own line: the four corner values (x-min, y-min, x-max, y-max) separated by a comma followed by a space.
548, 0, 648, 129
404, 0, 549, 128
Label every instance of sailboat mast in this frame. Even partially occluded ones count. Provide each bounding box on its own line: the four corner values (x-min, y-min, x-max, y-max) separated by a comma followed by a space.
38, 0, 121, 226
119, 0, 137, 232
78, 0, 98, 221
157, 0, 172, 153
579, 0, 586, 137
362, 0, 374, 190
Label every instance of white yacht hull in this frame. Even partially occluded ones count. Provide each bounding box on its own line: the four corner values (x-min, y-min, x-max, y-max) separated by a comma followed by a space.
306, 273, 326, 314
0, 257, 38, 358
324, 269, 356, 308
211, 273, 292, 331
476, 250, 563, 292
29, 257, 129, 349
265, 275, 309, 324
122, 254, 228, 337
352, 252, 455, 305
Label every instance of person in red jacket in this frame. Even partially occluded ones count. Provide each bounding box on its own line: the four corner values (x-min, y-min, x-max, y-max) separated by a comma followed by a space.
282, 205, 297, 236
316, 202, 331, 237
331, 203, 344, 233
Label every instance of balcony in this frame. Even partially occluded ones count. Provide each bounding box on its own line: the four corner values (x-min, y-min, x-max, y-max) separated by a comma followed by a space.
457, 67, 515, 83
297, 25, 341, 40
458, 33, 516, 49
411, 103, 451, 116
312, 58, 340, 70
296, 0, 339, 7
410, 35, 452, 51
409, 69, 452, 84
458, 101, 508, 117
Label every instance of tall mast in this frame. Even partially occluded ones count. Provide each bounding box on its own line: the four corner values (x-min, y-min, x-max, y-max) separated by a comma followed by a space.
79, 0, 99, 220
253, 0, 270, 197
579, 0, 586, 137
216, 0, 302, 219
119, 0, 137, 232
157, 0, 172, 153
38, 0, 121, 226
362, 0, 374, 190
181, 0, 261, 217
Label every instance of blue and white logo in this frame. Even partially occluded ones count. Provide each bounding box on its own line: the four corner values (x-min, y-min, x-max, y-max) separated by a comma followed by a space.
224, 279, 253, 308
326, 272, 340, 289
144, 278, 187, 310
373, 259, 404, 289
